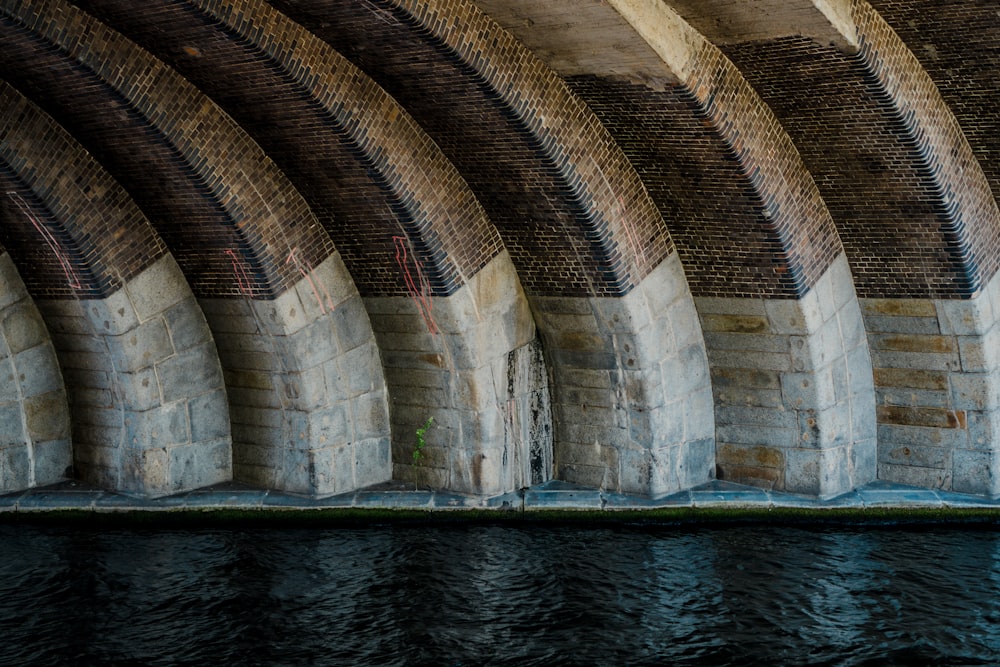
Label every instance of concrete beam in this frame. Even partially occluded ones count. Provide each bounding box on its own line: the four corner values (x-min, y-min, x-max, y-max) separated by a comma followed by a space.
664, 0, 857, 50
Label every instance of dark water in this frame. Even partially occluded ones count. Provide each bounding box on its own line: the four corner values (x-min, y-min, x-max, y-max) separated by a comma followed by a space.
3, 522, 1000, 666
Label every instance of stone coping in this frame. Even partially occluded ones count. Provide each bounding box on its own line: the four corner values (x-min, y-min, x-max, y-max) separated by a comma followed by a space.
1, 479, 999, 521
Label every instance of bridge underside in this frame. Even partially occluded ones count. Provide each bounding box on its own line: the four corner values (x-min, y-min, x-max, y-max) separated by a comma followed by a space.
2, 0, 1000, 500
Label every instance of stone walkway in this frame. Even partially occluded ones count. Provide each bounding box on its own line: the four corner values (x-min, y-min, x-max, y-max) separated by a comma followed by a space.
2, 478, 1000, 515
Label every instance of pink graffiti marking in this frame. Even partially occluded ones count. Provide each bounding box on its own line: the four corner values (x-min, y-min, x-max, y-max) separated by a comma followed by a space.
361, 0, 398, 25
392, 235, 438, 335
287, 246, 335, 314
617, 195, 647, 271
7, 192, 83, 289
224, 248, 255, 296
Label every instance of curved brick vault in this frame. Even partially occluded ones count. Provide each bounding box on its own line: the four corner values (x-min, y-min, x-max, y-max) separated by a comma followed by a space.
0, 0, 392, 497
1, 0, 999, 500
665, 0, 1000, 494
67, 0, 552, 495
0, 82, 230, 496
469, 0, 874, 496
261, 0, 717, 496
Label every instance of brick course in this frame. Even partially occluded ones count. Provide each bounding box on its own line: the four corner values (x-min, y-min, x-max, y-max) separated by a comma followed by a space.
74, 0, 503, 298
0, 82, 166, 298
270, 0, 674, 298
0, 0, 335, 299
868, 0, 1000, 222
719, 0, 1000, 299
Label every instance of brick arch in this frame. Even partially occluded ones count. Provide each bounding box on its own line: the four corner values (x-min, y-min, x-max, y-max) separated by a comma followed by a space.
0, 0, 392, 496
861, 6, 1000, 492
844, 0, 1000, 494
254, 0, 716, 496
709, 0, 1000, 301
683, 0, 1000, 493
869, 0, 1000, 211
438, 0, 874, 497
72, 0, 505, 300
274, 0, 672, 297
0, 82, 230, 496
0, 1, 325, 299
68, 0, 551, 496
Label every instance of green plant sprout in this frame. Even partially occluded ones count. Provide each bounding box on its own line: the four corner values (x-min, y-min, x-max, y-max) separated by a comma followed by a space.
412, 417, 434, 489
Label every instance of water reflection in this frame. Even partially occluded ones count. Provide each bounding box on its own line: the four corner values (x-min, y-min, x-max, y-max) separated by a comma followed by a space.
2, 524, 1000, 665
705, 529, 882, 663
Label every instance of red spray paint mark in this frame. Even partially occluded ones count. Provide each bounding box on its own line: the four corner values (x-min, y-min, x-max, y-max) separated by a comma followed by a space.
287, 247, 335, 314
392, 235, 438, 335
7, 192, 83, 289
224, 248, 255, 296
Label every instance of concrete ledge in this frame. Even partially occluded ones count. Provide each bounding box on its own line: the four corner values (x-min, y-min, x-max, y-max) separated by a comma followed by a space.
2, 479, 999, 523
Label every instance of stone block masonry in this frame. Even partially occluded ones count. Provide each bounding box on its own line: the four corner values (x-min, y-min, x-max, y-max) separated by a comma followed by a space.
201, 251, 392, 497
863, 269, 1000, 495
532, 253, 715, 497
702, 254, 876, 498
0, 253, 71, 493
367, 251, 544, 496
6, 0, 1000, 504
37, 256, 232, 497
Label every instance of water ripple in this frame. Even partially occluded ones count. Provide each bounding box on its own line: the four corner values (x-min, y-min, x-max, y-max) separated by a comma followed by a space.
2, 524, 1000, 665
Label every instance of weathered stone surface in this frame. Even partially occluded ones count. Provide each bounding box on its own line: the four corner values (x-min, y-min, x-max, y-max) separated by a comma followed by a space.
0, 260, 73, 493
700, 314, 771, 334
862, 314, 941, 335
719, 443, 785, 471
877, 462, 951, 490
24, 391, 71, 442
167, 438, 231, 493
164, 297, 214, 353
878, 442, 951, 469
88, 288, 139, 337
878, 422, 968, 449
2, 302, 47, 355
126, 255, 190, 323
0, 403, 25, 447
952, 449, 1000, 496
158, 343, 226, 403
118, 367, 161, 412
862, 299, 938, 318
188, 388, 231, 443
872, 334, 958, 354
14, 344, 64, 397
620, 446, 682, 497
936, 298, 991, 337
1, 444, 30, 491
700, 255, 875, 496
873, 367, 949, 390
125, 401, 190, 449
31, 438, 73, 485
876, 405, 966, 429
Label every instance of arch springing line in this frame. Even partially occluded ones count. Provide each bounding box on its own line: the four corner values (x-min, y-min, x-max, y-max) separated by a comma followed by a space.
286, 246, 335, 314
